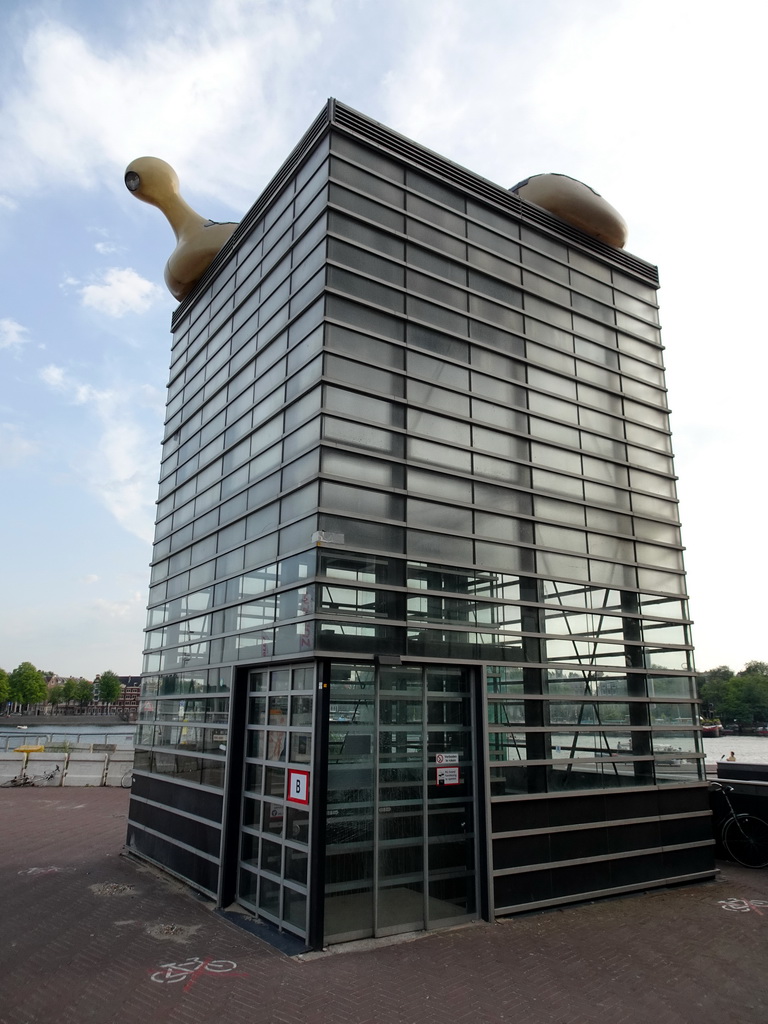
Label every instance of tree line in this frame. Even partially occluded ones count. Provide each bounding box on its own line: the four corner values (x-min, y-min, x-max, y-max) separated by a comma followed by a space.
0, 662, 123, 711
4, 658, 767, 724
698, 661, 768, 725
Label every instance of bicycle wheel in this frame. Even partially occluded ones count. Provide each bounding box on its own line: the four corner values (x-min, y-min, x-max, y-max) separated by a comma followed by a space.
205, 960, 237, 973
150, 968, 189, 984
31, 772, 58, 786
722, 814, 768, 868
121, 771, 133, 789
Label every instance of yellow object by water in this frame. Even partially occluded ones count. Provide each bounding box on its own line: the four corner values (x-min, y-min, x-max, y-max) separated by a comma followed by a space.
14, 745, 45, 753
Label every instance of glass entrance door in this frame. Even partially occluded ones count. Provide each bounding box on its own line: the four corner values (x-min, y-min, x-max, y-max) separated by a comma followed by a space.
377, 664, 478, 934
324, 663, 478, 943
424, 666, 477, 926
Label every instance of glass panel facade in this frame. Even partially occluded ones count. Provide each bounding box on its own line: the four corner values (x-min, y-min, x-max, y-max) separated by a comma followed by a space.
128, 101, 713, 947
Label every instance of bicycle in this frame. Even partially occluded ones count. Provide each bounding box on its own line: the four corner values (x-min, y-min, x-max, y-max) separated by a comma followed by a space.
121, 769, 134, 789
1, 765, 61, 788
710, 781, 768, 868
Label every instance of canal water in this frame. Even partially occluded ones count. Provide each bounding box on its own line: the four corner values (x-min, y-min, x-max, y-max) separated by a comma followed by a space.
0, 722, 135, 752
3, 725, 766, 762
702, 735, 768, 765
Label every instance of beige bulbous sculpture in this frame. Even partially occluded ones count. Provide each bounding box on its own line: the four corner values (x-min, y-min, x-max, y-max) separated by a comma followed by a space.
510, 173, 628, 249
124, 157, 239, 301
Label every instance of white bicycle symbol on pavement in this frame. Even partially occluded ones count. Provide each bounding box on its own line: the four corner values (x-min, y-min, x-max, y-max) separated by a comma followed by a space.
150, 957, 243, 991
718, 898, 768, 915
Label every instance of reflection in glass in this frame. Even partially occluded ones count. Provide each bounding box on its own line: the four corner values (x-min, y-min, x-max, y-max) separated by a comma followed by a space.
291, 696, 312, 726
244, 763, 263, 794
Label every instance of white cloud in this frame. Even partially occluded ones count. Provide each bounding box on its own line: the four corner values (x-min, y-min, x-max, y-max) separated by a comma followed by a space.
0, 422, 39, 466
40, 363, 67, 390
0, 194, 18, 211
379, 0, 566, 183
82, 574, 100, 584
79, 267, 162, 317
0, 1, 342, 210
0, 318, 29, 350
40, 362, 96, 404
38, 363, 162, 542
92, 591, 145, 620
94, 241, 121, 255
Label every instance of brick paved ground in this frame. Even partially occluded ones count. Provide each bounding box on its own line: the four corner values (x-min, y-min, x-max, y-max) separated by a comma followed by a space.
2, 787, 767, 1024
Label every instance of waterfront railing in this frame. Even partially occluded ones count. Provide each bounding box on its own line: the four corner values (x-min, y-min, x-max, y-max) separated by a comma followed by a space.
0, 750, 134, 787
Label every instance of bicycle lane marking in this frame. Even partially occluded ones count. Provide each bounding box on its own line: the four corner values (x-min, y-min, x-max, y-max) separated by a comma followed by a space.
149, 957, 247, 993
718, 898, 768, 914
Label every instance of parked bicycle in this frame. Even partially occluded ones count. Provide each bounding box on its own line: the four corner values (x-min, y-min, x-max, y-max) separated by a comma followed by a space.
710, 781, 768, 868
121, 769, 134, 789
1, 765, 61, 788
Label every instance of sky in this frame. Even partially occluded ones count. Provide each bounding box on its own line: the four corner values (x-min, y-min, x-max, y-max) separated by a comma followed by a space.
1, 0, 765, 679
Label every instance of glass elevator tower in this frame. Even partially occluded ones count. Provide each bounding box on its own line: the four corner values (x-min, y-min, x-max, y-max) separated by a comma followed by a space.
127, 100, 715, 949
